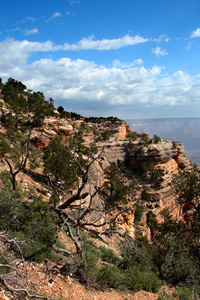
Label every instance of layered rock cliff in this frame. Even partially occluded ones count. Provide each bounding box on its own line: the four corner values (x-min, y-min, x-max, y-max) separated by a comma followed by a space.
0, 99, 193, 238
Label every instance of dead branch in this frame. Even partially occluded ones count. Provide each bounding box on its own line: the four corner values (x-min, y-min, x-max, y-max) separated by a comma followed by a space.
52, 245, 74, 256
0, 275, 51, 299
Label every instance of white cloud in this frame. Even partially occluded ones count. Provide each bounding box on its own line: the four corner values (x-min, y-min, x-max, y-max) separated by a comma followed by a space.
152, 46, 168, 56
24, 28, 38, 35
46, 12, 62, 22
0, 39, 61, 75
64, 34, 149, 51
191, 28, 200, 38
70, 0, 81, 4
185, 42, 191, 51
112, 58, 143, 68
7, 27, 21, 33
20, 16, 36, 23
66, 11, 76, 16
26, 17, 35, 22
154, 34, 169, 43
1, 38, 200, 119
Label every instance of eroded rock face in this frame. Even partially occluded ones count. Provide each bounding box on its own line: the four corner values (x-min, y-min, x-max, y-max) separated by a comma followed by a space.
115, 122, 132, 139
175, 155, 192, 171
32, 137, 50, 149
98, 140, 129, 164
156, 158, 179, 188
44, 117, 73, 136
127, 140, 184, 166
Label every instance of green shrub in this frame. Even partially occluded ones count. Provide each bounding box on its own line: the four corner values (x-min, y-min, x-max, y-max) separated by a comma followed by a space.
103, 164, 130, 207
137, 165, 147, 177
141, 187, 151, 201
55, 239, 66, 250
125, 266, 160, 292
0, 252, 11, 274
83, 244, 101, 268
121, 235, 157, 274
127, 131, 138, 141
160, 245, 196, 284
9, 231, 50, 262
134, 201, 143, 224
173, 286, 200, 300
172, 141, 177, 149
157, 291, 175, 300
154, 135, 161, 143
76, 243, 101, 285
141, 133, 149, 146
99, 246, 121, 266
97, 265, 126, 289
150, 165, 162, 188
101, 129, 111, 141
0, 172, 57, 261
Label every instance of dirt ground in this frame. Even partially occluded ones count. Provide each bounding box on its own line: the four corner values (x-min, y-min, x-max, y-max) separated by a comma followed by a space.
4, 261, 174, 300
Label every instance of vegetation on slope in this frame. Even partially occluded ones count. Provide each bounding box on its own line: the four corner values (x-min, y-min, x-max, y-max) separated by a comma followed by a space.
0, 77, 200, 299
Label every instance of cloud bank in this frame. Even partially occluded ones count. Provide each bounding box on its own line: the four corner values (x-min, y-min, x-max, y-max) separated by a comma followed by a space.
0, 38, 200, 119
63, 34, 149, 50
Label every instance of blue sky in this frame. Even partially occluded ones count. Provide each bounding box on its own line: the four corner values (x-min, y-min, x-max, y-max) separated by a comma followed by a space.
1, 0, 200, 119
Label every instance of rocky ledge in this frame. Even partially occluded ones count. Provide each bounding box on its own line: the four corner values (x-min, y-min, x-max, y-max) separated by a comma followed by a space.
127, 139, 184, 166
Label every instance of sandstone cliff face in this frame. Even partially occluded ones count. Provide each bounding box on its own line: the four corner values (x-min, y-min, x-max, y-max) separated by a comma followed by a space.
127, 139, 184, 166
30, 117, 73, 149
98, 140, 129, 164
115, 121, 132, 139
116, 138, 191, 236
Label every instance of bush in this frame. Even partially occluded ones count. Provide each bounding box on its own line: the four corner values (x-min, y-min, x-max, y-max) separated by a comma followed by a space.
83, 244, 101, 268
9, 231, 50, 262
141, 187, 151, 201
97, 265, 126, 289
55, 239, 66, 250
0, 172, 58, 261
121, 235, 158, 274
160, 247, 196, 284
125, 266, 160, 292
134, 201, 143, 224
141, 133, 149, 146
99, 246, 121, 266
172, 141, 177, 149
157, 291, 175, 300
150, 165, 162, 188
154, 135, 161, 143
137, 165, 147, 177
101, 130, 111, 141
173, 286, 200, 300
104, 164, 130, 207
127, 131, 138, 141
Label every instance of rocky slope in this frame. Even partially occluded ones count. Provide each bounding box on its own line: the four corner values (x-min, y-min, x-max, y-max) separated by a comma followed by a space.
0, 98, 195, 299
0, 99, 192, 234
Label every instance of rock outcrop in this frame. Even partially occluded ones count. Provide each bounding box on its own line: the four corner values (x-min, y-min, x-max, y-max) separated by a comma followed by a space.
115, 121, 132, 139
127, 139, 184, 166
98, 140, 129, 164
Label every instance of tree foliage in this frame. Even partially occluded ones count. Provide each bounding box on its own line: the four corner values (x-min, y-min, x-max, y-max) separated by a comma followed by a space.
2, 78, 55, 127
173, 166, 200, 214
0, 171, 57, 259
103, 164, 130, 207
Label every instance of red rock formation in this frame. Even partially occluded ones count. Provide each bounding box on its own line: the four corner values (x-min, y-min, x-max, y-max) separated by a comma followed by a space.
116, 122, 132, 139
33, 137, 49, 149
